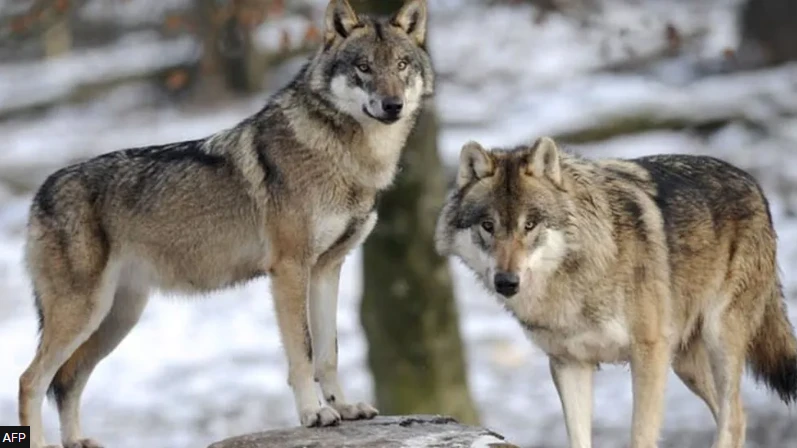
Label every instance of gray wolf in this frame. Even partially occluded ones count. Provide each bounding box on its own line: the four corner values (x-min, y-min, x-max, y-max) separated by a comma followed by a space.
435, 137, 797, 448
18, 1, 433, 447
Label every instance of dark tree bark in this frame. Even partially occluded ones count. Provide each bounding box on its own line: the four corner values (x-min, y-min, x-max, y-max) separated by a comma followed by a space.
738, 0, 797, 67
355, 0, 479, 425
1, 0, 74, 58
195, 0, 268, 94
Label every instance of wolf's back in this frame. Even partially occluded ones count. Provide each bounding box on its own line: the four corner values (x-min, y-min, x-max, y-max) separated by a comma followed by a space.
633, 154, 772, 235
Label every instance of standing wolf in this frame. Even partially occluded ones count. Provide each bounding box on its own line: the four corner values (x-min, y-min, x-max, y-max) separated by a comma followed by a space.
435, 137, 797, 448
18, 1, 432, 447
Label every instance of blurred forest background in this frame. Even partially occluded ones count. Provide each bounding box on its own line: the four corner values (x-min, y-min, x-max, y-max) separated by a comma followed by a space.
1, 0, 797, 447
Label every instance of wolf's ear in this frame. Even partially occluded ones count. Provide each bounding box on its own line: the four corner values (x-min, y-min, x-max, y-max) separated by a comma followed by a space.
324, 0, 361, 44
391, 0, 428, 46
525, 137, 562, 185
457, 141, 494, 188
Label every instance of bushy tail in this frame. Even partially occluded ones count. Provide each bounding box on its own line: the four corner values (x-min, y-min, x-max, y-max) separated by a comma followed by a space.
747, 286, 797, 405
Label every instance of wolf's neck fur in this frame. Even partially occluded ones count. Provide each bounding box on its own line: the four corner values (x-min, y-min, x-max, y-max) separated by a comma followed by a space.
201, 64, 419, 201
552, 153, 619, 282
281, 74, 417, 190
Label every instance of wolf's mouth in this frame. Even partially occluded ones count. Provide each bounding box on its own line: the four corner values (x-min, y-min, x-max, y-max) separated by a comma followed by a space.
363, 107, 401, 125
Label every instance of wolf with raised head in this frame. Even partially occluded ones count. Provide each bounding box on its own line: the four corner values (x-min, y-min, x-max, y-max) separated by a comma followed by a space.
18, 1, 433, 446
435, 137, 797, 448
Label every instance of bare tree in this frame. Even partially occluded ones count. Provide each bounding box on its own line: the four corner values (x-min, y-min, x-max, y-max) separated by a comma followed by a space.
738, 0, 797, 67
354, 0, 479, 424
194, 0, 271, 93
1, 0, 74, 58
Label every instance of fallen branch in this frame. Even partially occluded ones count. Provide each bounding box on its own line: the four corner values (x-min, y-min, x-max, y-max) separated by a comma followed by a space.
553, 115, 740, 144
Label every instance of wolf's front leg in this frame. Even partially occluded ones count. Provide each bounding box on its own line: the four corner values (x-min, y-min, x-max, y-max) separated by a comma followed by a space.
550, 358, 594, 448
629, 339, 670, 448
271, 260, 340, 427
309, 262, 379, 420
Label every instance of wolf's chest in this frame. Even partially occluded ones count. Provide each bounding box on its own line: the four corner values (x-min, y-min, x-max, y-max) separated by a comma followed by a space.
363, 122, 409, 156
313, 214, 350, 252
359, 121, 412, 189
528, 319, 631, 364
311, 210, 377, 260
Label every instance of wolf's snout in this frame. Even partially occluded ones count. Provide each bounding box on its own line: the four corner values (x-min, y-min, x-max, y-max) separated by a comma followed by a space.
381, 96, 404, 118
494, 271, 520, 297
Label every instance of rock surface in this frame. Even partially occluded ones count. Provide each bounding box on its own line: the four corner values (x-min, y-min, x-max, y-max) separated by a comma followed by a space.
207, 414, 519, 448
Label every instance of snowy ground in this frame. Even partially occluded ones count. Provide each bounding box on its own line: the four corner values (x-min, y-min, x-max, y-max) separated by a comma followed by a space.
1, 1, 796, 447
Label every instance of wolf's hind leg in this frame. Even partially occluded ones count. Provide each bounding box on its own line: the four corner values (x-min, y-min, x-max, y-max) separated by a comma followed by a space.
704, 308, 749, 448
309, 262, 378, 421
53, 276, 149, 448
673, 336, 719, 421
19, 275, 117, 448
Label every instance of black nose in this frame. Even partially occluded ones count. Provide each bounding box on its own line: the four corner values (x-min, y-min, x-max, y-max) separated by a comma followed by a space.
381, 97, 404, 116
494, 272, 520, 297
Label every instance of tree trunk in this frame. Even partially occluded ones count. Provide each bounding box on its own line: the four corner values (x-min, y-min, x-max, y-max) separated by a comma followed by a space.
738, 0, 797, 68
42, 17, 71, 58
195, 0, 267, 94
355, 0, 480, 425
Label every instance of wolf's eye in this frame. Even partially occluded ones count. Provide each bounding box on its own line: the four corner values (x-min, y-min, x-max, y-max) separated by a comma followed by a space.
481, 220, 495, 234
356, 63, 371, 73
524, 221, 536, 232
397, 60, 408, 70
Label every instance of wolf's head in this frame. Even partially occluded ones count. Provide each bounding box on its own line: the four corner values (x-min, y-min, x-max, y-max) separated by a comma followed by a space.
435, 137, 574, 299
307, 0, 433, 125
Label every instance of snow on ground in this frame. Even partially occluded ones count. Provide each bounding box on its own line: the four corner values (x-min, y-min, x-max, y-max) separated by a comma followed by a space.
1, 1, 797, 448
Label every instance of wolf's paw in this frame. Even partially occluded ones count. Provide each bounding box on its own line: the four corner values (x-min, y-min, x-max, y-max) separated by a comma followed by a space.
300, 405, 341, 427
63, 438, 104, 448
335, 401, 379, 420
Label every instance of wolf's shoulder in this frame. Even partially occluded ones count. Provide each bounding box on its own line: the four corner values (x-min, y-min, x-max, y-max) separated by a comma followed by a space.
621, 153, 769, 230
